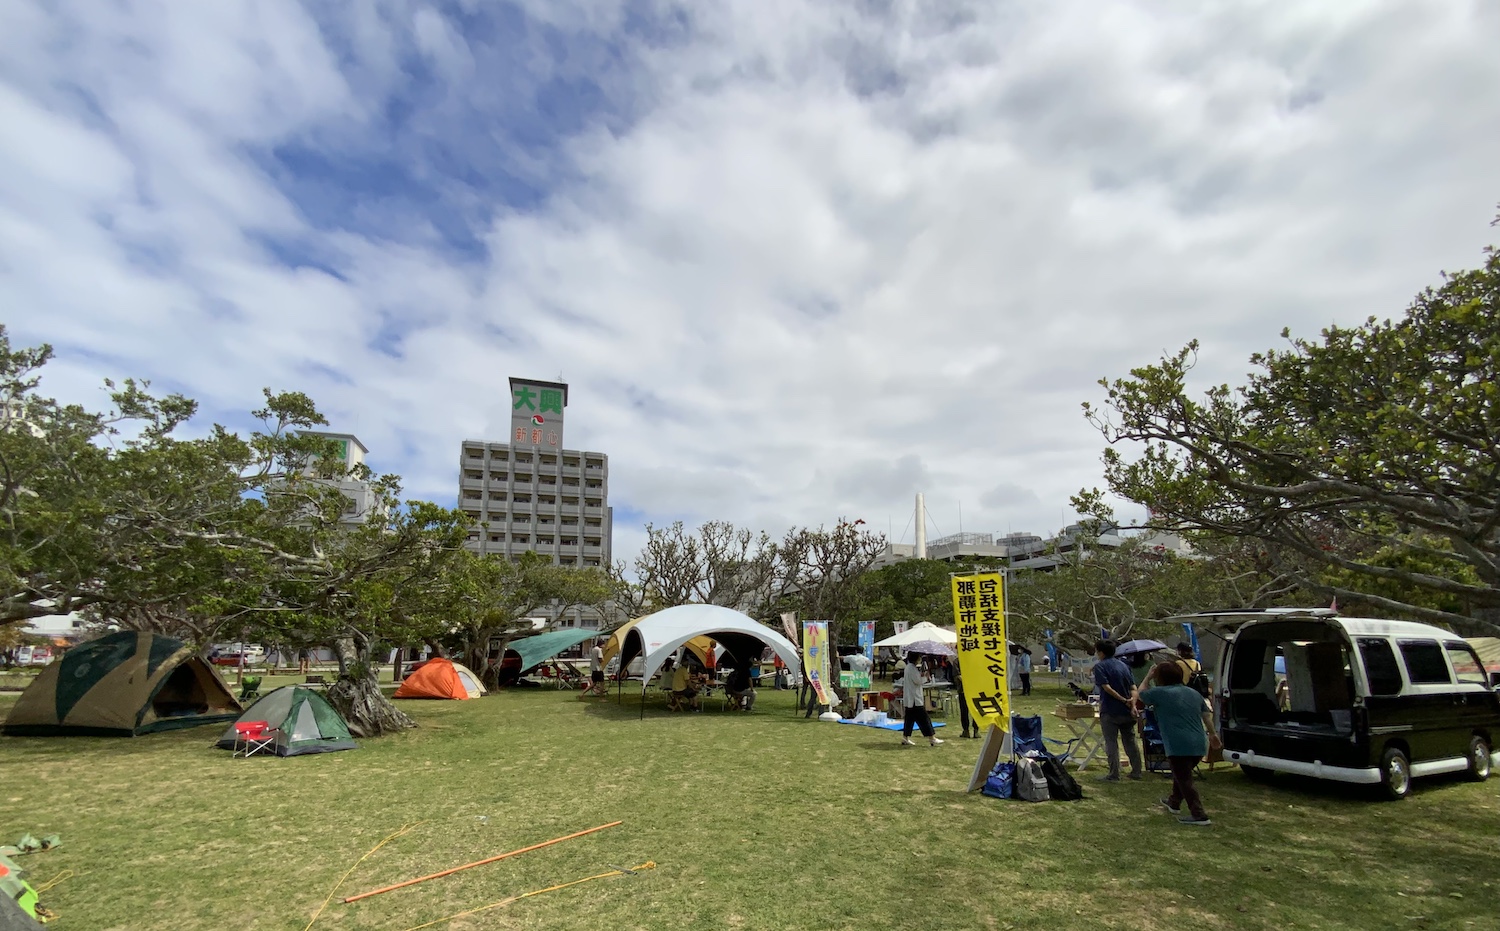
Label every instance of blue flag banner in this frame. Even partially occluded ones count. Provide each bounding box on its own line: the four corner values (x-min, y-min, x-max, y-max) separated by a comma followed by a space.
1181, 622, 1201, 660
1043, 628, 1058, 670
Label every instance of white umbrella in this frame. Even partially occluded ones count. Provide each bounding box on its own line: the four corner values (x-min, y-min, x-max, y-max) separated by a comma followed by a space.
872, 621, 957, 648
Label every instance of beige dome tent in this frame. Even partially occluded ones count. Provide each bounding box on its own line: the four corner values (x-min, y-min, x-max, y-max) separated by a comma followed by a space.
3, 632, 241, 736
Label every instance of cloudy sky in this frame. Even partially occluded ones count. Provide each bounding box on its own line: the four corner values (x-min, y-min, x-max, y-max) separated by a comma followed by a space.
4, 0, 1499, 565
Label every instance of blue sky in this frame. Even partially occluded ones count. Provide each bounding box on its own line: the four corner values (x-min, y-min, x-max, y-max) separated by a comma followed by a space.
4, 0, 1500, 566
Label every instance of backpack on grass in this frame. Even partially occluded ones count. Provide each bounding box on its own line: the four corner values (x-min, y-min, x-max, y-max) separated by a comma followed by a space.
1015, 757, 1051, 802
981, 762, 1015, 799
1039, 756, 1084, 801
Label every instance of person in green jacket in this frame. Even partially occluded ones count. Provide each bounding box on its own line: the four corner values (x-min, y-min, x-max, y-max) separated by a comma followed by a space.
1138, 662, 1222, 826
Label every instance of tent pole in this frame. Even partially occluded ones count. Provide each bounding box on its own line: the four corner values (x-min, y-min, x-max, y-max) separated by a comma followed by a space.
639, 686, 645, 720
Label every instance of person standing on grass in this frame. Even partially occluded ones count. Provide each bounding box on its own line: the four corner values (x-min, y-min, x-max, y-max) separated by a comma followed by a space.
1093, 639, 1143, 782
586, 639, 607, 696
1138, 661, 1220, 826
900, 653, 944, 747
1018, 648, 1033, 696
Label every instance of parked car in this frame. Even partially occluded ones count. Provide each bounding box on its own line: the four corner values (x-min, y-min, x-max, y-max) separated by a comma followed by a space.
1200, 609, 1500, 799
210, 644, 266, 667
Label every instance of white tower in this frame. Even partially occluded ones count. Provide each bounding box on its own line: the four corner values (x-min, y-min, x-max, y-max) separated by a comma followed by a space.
915, 493, 927, 559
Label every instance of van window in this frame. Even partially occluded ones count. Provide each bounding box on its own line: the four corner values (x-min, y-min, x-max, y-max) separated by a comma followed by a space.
1357, 638, 1403, 696
1444, 642, 1488, 687
1398, 640, 1451, 685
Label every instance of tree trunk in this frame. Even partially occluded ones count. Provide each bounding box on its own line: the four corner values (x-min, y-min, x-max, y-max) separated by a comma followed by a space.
326, 635, 415, 737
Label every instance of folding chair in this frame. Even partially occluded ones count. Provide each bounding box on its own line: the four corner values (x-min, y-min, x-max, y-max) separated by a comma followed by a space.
237, 675, 263, 702
1011, 713, 1080, 763
1140, 710, 1172, 774
232, 721, 279, 758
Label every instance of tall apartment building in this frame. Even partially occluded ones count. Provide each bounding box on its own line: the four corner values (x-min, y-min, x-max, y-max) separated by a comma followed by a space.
298, 430, 383, 528
457, 378, 614, 628
457, 441, 613, 569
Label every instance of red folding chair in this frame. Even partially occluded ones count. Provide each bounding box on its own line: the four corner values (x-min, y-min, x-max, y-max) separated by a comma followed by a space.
232, 721, 279, 758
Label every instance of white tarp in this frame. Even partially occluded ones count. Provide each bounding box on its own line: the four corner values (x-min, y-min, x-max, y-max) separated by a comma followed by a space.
872, 621, 957, 648
625, 604, 802, 688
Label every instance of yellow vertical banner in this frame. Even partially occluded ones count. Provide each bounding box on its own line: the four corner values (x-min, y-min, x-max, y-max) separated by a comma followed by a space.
952, 572, 1009, 729
802, 621, 832, 706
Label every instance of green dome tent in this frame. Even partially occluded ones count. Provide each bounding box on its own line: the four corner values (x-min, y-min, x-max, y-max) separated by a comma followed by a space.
215, 687, 357, 757
3, 632, 241, 737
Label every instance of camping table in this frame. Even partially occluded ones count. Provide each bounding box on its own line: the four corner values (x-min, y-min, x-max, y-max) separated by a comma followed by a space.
1053, 710, 1105, 773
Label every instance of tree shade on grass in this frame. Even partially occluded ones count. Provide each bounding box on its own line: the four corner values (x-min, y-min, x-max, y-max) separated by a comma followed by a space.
0, 681, 1496, 931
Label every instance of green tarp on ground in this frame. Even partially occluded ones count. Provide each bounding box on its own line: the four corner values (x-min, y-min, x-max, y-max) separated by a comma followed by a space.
505, 629, 602, 673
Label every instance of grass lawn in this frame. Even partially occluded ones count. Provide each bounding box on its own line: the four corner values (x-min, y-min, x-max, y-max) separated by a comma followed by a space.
2, 677, 1497, 931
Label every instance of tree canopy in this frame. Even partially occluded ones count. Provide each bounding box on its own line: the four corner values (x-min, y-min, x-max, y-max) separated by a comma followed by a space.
1083, 222, 1500, 632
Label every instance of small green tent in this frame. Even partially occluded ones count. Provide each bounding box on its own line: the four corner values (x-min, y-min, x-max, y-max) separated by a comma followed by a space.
3, 632, 241, 737
215, 687, 357, 757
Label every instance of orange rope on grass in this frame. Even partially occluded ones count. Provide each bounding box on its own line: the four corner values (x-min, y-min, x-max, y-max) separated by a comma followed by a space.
341, 820, 623, 903
395, 861, 657, 931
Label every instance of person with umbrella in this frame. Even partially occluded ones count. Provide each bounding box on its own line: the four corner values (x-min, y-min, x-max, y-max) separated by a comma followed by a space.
899, 650, 945, 747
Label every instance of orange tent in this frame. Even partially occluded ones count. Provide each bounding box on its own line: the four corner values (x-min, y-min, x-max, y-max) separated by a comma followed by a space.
393, 658, 487, 700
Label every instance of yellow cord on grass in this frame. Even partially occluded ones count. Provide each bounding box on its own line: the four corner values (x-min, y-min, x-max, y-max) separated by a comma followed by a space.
303, 821, 426, 931
32, 870, 77, 893
396, 860, 657, 931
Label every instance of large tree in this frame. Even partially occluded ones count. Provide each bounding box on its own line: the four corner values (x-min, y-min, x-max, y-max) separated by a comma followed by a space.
437, 549, 616, 687
1083, 225, 1500, 633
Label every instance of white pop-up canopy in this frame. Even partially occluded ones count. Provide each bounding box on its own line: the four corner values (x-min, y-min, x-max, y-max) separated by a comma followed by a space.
619, 604, 802, 694
872, 621, 957, 648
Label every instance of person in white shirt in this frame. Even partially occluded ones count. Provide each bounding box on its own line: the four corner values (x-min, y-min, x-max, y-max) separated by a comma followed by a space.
900, 653, 944, 747
585, 640, 607, 696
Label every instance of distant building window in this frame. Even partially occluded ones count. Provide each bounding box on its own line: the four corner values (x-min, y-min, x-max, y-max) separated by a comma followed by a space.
491, 451, 508, 461
467, 450, 483, 458
539, 536, 554, 545
586, 499, 601, 508
489, 534, 503, 542
463, 491, 481, 500
514, 535, 530, 544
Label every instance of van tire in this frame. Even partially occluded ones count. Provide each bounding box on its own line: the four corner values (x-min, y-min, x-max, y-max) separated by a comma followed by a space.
1240, 765, 1274, 783
1467, 736, 1492, 782
1379, 746, 1412, 800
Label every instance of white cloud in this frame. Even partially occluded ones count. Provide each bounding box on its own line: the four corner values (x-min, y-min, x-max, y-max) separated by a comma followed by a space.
4, 0, 1499, 568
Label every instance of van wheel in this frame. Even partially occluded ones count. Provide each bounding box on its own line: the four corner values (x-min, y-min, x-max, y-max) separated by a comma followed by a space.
1241, 765, 1274, 783
1467, 736, 1492, 782
1380, 746, 1411, 800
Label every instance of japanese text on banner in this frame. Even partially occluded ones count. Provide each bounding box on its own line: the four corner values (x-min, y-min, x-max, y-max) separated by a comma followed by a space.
952, 572, 1009, 728
802, 621, 832, 706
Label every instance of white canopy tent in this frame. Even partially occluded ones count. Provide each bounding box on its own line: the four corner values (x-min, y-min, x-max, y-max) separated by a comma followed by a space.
872, 621, 957, 648
618, 605, 802, 710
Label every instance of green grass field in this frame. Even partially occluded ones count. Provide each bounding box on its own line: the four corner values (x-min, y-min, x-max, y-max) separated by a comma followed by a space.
2, 678, 1497, 931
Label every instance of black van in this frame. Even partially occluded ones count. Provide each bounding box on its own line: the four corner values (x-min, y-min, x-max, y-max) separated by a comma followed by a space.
1187, 610, 1499, 799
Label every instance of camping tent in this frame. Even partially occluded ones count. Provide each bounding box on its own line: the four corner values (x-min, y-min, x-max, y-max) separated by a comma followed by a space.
214, 686, 357, 756
2, 632, 241, 736
393, 658, 486, 700
600, 618, 716, 675
617, 605, 801, 697
872, 621, 957, 648
505, 629, 603, 674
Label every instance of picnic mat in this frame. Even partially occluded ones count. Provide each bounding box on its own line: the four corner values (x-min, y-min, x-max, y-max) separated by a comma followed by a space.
836, 718, 946, 731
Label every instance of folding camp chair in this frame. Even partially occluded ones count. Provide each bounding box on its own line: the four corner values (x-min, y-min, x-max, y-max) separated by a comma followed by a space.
1140, 710, 1172, 774
232, 721, 279, 758
237, 675, 263, 702
1011, 714, 1080, 763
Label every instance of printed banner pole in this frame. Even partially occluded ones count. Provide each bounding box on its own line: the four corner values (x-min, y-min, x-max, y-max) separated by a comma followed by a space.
802, 621, 832, 708
952, 571, 1010, 731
